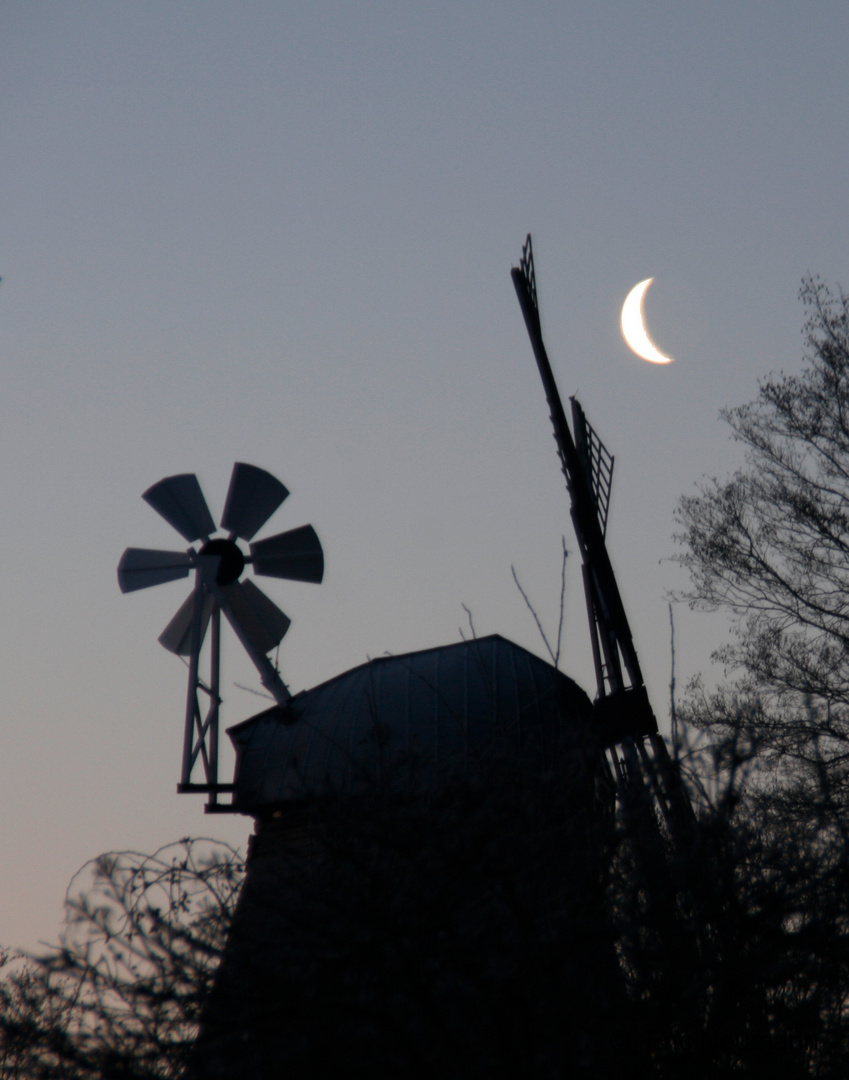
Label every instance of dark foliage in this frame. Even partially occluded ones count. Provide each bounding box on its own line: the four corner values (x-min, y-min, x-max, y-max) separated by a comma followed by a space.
675, 277, 849, 811
0, 840, 243, 1079
666, 274, 849, 1070
2, 741, 848, 1077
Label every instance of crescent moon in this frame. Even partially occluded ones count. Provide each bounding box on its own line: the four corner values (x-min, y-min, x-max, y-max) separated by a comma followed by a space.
620, 278, 674, 364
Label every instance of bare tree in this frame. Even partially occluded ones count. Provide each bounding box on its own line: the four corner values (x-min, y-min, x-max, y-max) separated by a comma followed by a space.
674, 276, 849, 811
0, 839, 243, 1079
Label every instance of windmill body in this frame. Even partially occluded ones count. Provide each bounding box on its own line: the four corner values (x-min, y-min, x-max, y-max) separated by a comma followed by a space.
118, 462, 323, 809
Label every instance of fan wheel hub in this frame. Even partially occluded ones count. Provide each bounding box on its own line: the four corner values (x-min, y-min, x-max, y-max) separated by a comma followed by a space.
199, 538, 245, 586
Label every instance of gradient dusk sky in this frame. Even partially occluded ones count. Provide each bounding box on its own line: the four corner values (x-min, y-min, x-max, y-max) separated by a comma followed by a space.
2, 2, 849, 949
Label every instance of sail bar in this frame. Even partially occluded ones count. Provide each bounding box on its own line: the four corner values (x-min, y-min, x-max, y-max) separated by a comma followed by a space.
572, 398, 614, 537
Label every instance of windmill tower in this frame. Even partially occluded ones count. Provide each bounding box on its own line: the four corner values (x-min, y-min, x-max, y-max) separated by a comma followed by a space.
118, 462, 324, 811
511, 236, 693, 844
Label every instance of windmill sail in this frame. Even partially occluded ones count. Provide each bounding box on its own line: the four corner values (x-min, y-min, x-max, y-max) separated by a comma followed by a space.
143, 473, 216, 542
511, 234, 693, 842
511, 235, 647, 710
118, 548, 192, 593
221, 463, 289, 541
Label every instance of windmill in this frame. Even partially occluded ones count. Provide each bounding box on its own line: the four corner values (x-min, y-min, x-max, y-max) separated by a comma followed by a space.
118, 462, 324, 811
511, 236, 693, 842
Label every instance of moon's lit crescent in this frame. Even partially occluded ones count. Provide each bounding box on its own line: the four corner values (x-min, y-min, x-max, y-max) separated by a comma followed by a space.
620, 278, 675, 364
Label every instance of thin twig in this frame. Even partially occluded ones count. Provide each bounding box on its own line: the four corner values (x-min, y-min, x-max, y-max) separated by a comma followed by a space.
459, 603, 477, 641
512, 565, 556, 666
554, 537, 568, 668
233, 683, 275, 701
669, 602, 678, 755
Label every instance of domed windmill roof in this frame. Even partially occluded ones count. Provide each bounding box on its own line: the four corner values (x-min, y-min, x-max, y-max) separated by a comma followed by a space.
227, 634, 597, 813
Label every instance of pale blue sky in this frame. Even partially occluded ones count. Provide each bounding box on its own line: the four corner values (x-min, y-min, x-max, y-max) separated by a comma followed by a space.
2, 2, 848, 949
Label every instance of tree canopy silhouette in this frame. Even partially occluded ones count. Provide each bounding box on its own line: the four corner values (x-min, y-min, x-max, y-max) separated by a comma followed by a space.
675, 276, 849, 812
0, 839, 243, 1079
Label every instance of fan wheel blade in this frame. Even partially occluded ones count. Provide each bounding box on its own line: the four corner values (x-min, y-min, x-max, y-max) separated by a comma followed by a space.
220, 463, 289, 540
158, 590, 215, 656
249, 524, 324, 583
219, 580, 291, 655
117, 548, 192, 593
143, 473, 216, 542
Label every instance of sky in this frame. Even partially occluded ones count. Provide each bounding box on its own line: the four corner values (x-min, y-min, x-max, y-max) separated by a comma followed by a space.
2, 2, 849, 951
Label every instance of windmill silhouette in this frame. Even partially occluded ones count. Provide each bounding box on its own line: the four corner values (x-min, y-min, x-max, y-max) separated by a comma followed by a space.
118, 462, 323, 810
